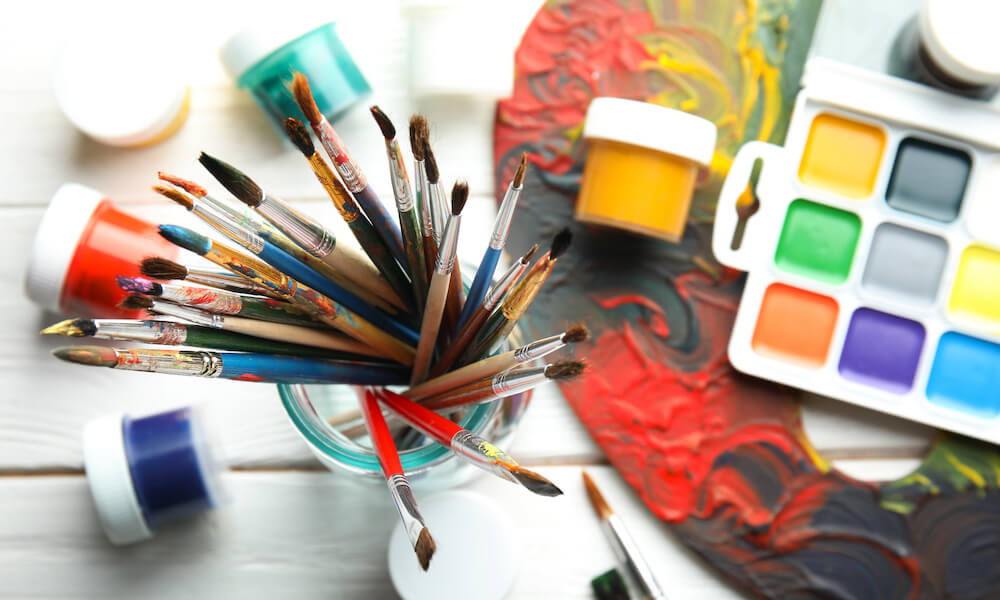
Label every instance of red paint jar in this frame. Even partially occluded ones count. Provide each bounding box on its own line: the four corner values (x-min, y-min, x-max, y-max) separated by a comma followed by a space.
24, 183, 179, 318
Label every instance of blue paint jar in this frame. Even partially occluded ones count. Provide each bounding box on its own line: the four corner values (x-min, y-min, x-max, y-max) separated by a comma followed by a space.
219, 22, 371, 135
82, 406, 228, 545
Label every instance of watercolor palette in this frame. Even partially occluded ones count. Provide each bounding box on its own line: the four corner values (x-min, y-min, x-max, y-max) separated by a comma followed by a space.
712, 59, 1000, 444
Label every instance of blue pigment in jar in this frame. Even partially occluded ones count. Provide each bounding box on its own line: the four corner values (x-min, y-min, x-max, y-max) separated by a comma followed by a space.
82, 406, 227, 545
219, 22, 371, 134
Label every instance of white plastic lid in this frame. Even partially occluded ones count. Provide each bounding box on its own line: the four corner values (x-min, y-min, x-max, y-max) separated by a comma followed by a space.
583, 97, 717, 166
919, 0, 1000, 86
218, 22, 316, 81
388, 490, 518, 600
82, 413, 152, 546
52, 33, 188, 147
24, 183, 105, 314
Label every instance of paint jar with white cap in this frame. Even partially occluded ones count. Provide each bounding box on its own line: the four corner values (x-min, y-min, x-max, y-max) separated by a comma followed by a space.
83, 405, 229, 545
889, 0, 1000, 99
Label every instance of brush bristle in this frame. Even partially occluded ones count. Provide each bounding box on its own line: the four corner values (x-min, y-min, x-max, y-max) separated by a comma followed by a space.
563, 323, 589, 344
511, 467, 563, 497
521, 243, 539, 264
52, 345, 118, 368
370, 106, 395, 140
422, 138, 439, 183
284, 118, 315, 157
513, 152, 528, 187
115, 275, 160, 295
40, 319, 96, 337
550, 227, 572, 260
157, 172, 207, 197
291, 72, 323, 126
582, 471, 613, 520
451, 181, 468, 215
139, 257, 188, 281
119, 294, 154, 311
409, 115, 428, 160
414, 527, 436, 571
153, 185, 194, 210
198, 152, 263, 207
545, 359, 586, 380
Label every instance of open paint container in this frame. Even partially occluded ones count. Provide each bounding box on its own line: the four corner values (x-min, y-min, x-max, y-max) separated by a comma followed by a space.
713, 58, 1000, 444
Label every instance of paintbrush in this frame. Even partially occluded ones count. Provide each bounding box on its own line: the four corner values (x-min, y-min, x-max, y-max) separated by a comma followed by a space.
52, 345, 408, 385
409, 115, 437, 282
459, 228, 572, 364
411, 182, 468, 384
412, 323, 588, 400
457, 153, 527, 330
279, 120, 415, 308
196, 152, 416, 342
420, 360, 586, 412
153, 181, 401, 316
428, 244, 537, 378
118, 294, 381, 357
374, 388, 562, 496
372, 106, 428, 313
421, 136, 463, 337
116, 275, 311, 326
290, 72, 407, 269
156, 225, 415, 365
582, 471, 666, 600
41, 318, 378, 361
139, 257, 279, 298
359, 388, 436, 571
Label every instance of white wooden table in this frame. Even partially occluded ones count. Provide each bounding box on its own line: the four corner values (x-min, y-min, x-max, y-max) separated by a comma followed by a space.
0, 1, 938, 597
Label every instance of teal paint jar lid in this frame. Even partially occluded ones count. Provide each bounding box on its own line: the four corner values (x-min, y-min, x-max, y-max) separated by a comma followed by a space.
219, 22, 371, 134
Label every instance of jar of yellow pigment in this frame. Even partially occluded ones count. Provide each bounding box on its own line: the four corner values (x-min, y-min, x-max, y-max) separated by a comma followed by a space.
576, 97, 717, 243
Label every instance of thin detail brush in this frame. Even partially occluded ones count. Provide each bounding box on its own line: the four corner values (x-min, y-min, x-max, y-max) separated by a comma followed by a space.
139, 257, 279, 298
421, 136, 463, 336
419, 360, 586, 412
411, 116, 438, 283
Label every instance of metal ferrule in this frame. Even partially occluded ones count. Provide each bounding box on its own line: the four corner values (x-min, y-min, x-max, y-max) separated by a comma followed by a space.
195, 203, 265, 254
318, 116, 367, 193
604, 515, 666, 600
158, 283, 244, 315
91, 320, 188, 345
148, 300, 225, 329
490, 184, 522, 250
449, 430, 519, 484
386, 474, 426, 549
416, 161, 433, 231
112, 348, 223, 377
483, 260, 529, 310
184, 268, 273, 296
491, 365, 547, 397
386, 140, 414, 212
513, 334, 564, 362
200, 193, 264, 232
434, 215, 461, 274
501, 262, 551, 321
257, 194, 336, 257
431, 181, 448, 246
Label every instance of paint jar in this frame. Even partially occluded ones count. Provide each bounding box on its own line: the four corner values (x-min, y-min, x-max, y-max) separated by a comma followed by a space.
24, 184, 181, 318
52, 32, 190, 147
83, 406, 229, 545
889, 0, 1000, 99
219, 22, 371, 134
576, 97, 717, 243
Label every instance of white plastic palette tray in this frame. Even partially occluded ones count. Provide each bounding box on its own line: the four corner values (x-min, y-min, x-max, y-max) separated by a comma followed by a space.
712, 58, 1000, 445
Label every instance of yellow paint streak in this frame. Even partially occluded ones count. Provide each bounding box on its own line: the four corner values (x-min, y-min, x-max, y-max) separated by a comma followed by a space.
946, 452, 986, 488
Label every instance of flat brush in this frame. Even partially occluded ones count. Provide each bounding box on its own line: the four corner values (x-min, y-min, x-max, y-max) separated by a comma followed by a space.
583, 471, 666, 600
140, 257, 280, 298
118, 294, 381, 358
372, 106, 428, 313
154, 180, 401, 316
116, 275, 310, 326
459, 227, 572, 364
428, 244, 537, 378
421, 136, 463, 337
290, 72, 407, 269
420, 360, 586, 412
157, 224, 415, 365
411, 182, 467, 384
196, 153, 417, 344
457, 152, 527, 330
40, 318, 376, 361
374, 388, 562, 497
359, 388, 436, 571
279, 122, 414, 308
52, 345, 408, 385
411, 324, 588, 401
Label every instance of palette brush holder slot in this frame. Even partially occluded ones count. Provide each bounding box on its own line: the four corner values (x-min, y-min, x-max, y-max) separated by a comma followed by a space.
712, 58, 1000, 445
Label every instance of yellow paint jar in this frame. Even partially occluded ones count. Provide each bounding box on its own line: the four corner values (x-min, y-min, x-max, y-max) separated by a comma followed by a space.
576, 97, 717, 243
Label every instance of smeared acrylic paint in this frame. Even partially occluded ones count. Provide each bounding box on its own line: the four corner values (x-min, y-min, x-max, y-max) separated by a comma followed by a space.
494, 1, 1000, 598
